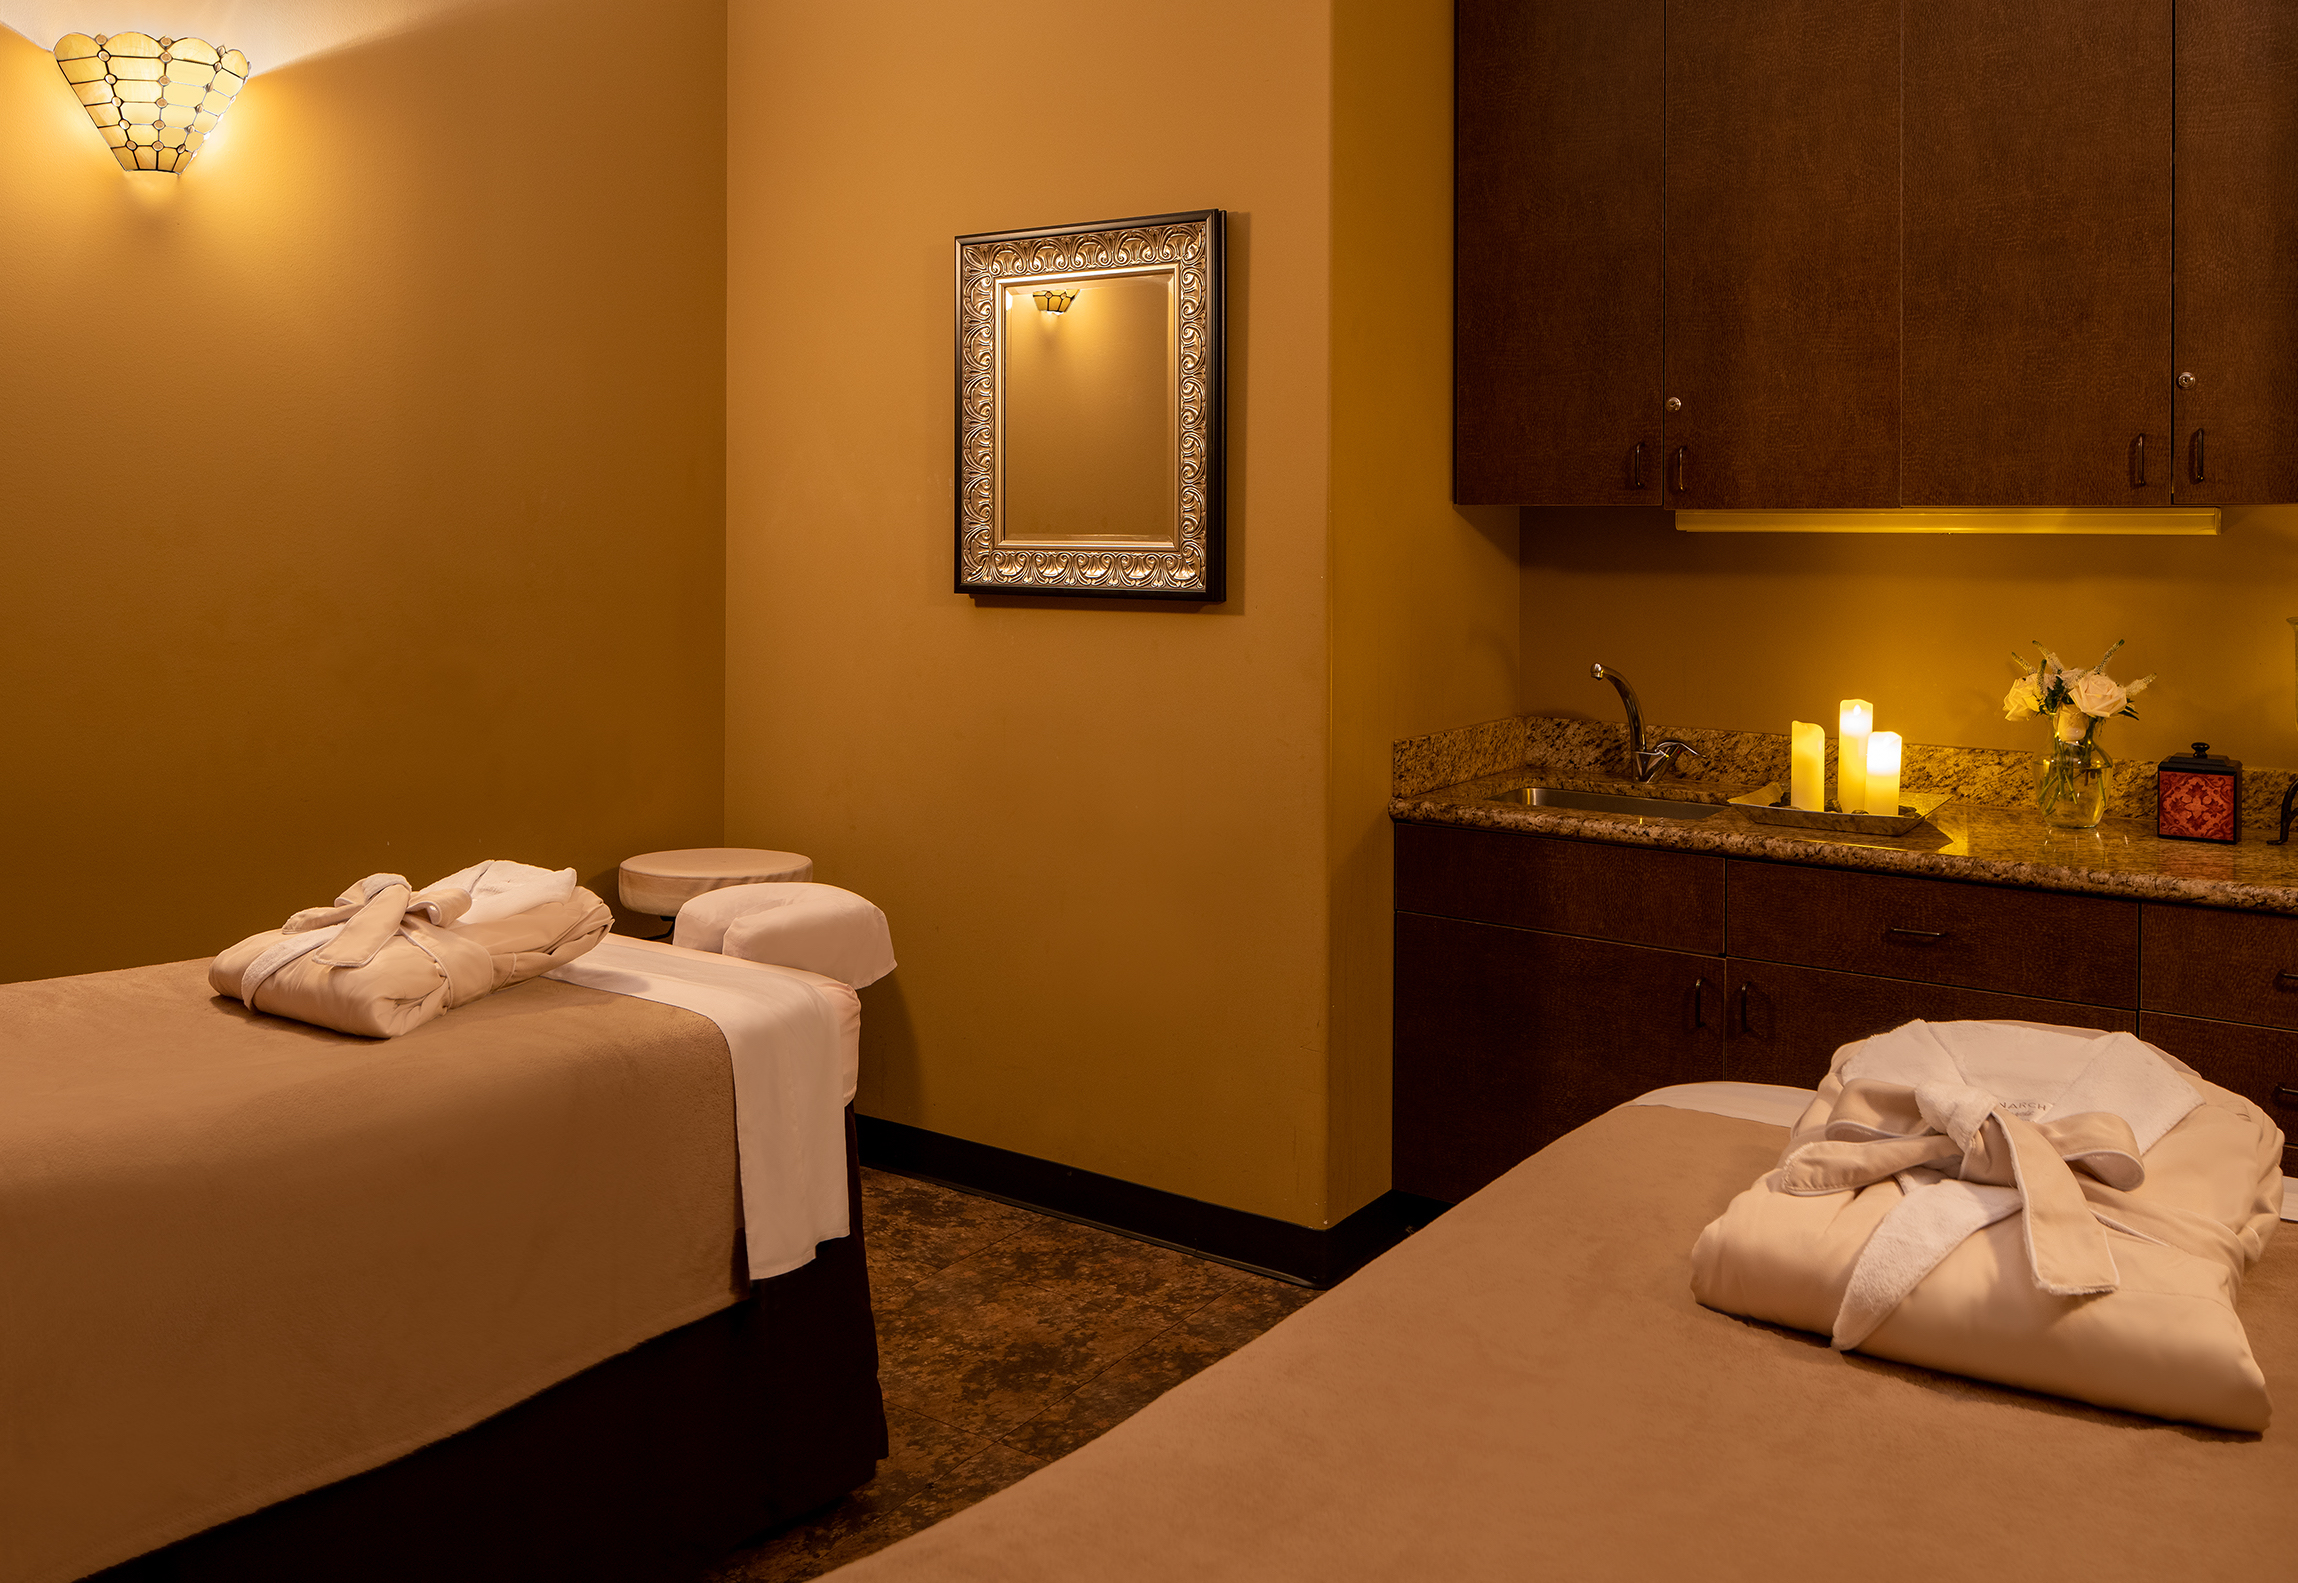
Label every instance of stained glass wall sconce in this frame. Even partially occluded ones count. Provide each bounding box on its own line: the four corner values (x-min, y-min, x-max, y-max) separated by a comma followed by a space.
53, 32, 248, 173
1031, 288, 1080, 314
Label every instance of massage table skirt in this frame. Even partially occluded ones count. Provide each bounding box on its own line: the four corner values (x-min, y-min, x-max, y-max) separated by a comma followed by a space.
831, 1104, 2298, 1581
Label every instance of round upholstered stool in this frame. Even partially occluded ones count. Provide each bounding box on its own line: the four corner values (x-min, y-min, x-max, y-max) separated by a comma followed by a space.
618, 848, 815, 927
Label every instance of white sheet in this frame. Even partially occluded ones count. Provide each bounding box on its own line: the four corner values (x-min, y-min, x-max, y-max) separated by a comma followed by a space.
546, 935, 858, 1278
1629, 1080, 2298, 1223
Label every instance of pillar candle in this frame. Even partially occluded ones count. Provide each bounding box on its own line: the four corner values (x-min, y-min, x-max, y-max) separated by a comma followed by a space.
1839, 699, 1873, 814
1791, 721, 1825, 811
1867, 731, 1902, 818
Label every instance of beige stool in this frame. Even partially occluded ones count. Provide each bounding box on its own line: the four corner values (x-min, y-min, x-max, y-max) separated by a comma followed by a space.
618, 848, 814, 935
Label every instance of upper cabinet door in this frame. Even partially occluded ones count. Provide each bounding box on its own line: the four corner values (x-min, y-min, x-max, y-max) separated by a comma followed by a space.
1904, 0, 2173, 505
1454, 0, 1663, 506
2174, 2, 2298, 505
1662, 0, 1900, 508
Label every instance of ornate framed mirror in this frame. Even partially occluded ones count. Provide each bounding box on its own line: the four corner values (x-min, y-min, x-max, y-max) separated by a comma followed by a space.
954, 209, 1225, 601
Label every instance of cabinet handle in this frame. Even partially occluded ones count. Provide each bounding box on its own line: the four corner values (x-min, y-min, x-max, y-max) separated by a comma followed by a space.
1670, 445, 1688, 494
2130, 433, 2147, 487
1629, 441, 1646, 490
1738, 980, 1751, 1034
1692, 975, 1706, 1028
2274, 970, 2298, 987
2277, 1085, 2298, 1106
1884, 926, 1947, 944
2190, 427, 2206, 483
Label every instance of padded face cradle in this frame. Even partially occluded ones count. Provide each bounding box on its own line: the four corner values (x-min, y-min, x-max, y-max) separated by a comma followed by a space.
618, 848, 813, 916
672, 883, 896, 988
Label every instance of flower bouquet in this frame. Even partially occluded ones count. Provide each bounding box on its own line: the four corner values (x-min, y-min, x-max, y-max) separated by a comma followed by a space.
2003, 640, 2155, 829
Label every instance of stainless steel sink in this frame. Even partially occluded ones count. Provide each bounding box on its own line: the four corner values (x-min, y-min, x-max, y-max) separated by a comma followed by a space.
1484, 785, 1725, 821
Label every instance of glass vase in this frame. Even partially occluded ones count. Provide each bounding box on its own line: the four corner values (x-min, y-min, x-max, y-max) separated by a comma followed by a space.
2036, 734, 2112, 830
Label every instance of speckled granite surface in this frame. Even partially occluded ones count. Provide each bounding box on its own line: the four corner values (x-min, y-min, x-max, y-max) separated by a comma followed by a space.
1391, 716, 2298, 916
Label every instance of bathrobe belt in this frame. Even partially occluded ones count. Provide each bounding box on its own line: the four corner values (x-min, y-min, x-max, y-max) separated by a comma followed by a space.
237, 873, 489, 1010
1779, 1077, 2142, 1298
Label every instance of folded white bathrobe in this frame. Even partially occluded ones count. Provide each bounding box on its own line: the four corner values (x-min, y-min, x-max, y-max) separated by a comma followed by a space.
210, 864, 610, 1038
1792, 1020, 2204, 1346
1691, 1020, 2285, 1429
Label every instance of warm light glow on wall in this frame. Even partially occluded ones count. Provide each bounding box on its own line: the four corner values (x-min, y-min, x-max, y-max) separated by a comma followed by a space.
52, 32, 248, 173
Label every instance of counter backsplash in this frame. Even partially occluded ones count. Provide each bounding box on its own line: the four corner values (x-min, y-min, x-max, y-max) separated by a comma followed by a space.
1395, 714, 2298, 837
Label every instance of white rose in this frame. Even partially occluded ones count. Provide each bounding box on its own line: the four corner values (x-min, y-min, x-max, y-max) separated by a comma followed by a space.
2002, 674, 2045, 721
2054, 702, 2091, 742
2070, 670, 2128, 718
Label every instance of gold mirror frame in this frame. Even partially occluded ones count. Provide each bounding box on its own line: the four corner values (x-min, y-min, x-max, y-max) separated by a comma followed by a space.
955, 210, 1226, 601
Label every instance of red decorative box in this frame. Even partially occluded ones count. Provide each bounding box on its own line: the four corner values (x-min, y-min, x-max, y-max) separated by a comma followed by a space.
2157, 742, 2240, 844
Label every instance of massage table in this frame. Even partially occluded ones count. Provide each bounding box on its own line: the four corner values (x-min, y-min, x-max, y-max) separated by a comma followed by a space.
829, 1086, 2298, 1581
1, 939, 886, 1583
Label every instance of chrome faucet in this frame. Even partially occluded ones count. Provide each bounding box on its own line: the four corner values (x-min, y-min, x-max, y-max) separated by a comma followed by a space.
1590, 662, 1705, 783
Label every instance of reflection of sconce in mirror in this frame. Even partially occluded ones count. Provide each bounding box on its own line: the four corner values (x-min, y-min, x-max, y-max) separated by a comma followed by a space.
1031, 288, 1080, 315
53, 32, 249, 173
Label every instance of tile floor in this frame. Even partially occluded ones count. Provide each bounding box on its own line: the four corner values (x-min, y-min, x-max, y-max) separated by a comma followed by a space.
704, 1169, 1320, 1581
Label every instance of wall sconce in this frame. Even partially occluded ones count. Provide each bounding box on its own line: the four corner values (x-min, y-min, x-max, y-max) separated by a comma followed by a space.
1031, 288, 1079, 314
53, 33, 248, 173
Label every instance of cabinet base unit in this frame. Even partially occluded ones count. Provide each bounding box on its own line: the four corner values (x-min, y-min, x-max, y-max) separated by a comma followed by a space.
1391, 820, 2296, 1204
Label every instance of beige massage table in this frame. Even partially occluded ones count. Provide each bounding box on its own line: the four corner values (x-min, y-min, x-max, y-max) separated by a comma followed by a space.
832, 1099, 2298, 1581
1, 953, 885, 1583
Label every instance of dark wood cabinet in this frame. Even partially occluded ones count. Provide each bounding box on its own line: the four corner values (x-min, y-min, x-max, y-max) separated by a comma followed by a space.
2172, 0, 2298, 504
1454, 0, 1663, 506
1901, 0, 2172, 505
2140, 904, 2298, 1030
2139, 903, 2298, 1171
1662, 0, 1900, 507
1458, 1, 2298, 507
1392, 823, 2243, 1204
1394, 912, 1723, 1202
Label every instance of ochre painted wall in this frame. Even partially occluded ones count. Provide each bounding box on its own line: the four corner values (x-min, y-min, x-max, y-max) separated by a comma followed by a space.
0, 1, 727, 983
1519, 508, 2298, 770
1326, 0, 1520, 1216
727, 0, 1342, 1225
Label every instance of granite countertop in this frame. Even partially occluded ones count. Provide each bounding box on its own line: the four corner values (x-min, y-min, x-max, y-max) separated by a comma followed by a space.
1390, 720, 2298, 917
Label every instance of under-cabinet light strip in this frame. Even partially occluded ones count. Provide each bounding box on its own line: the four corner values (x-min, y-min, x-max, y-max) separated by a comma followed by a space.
1674, 508, 2221, 535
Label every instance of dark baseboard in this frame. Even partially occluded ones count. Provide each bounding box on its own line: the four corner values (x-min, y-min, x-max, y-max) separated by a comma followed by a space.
855, 1115, 1445, 1288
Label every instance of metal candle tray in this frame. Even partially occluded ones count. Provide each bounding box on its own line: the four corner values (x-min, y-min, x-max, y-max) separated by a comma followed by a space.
1736, 789, 1952, 837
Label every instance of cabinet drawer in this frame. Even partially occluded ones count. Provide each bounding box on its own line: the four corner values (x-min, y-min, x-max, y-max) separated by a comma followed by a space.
1727, 861, 2138, 1007
1394, 822, 1726, 954
2136, 1012, 2298, 1176
1727, 962, 2137, 1090
2142, 905, 2298, 1030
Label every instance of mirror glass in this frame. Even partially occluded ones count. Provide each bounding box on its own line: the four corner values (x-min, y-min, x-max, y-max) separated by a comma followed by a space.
997, 269, 1178, 547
